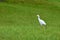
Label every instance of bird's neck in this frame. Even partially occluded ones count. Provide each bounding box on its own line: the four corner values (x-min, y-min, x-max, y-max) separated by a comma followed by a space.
38, 17, 40, 19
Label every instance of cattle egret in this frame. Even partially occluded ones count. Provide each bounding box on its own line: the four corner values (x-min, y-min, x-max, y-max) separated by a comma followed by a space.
37, 15, 46, 26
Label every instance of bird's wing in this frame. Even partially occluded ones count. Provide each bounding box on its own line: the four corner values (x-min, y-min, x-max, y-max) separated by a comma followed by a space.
40, 19, 46, 25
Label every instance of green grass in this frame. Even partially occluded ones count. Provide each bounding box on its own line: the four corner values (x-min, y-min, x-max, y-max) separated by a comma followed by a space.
0, 2, 60, 40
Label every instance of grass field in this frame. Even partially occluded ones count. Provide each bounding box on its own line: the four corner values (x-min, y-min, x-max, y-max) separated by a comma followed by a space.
0, 2, 60, 40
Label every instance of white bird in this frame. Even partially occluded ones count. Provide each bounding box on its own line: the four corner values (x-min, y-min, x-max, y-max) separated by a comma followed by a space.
37, 15, 46, 26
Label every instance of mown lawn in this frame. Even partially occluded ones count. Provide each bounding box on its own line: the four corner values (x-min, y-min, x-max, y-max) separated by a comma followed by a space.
0, 2, 60, 40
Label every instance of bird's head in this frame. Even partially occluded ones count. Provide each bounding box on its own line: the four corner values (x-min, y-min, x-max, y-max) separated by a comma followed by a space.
37, 14, 40, 18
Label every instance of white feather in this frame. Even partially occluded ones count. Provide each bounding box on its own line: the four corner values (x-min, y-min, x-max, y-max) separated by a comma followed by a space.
37, 15, 46, 26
